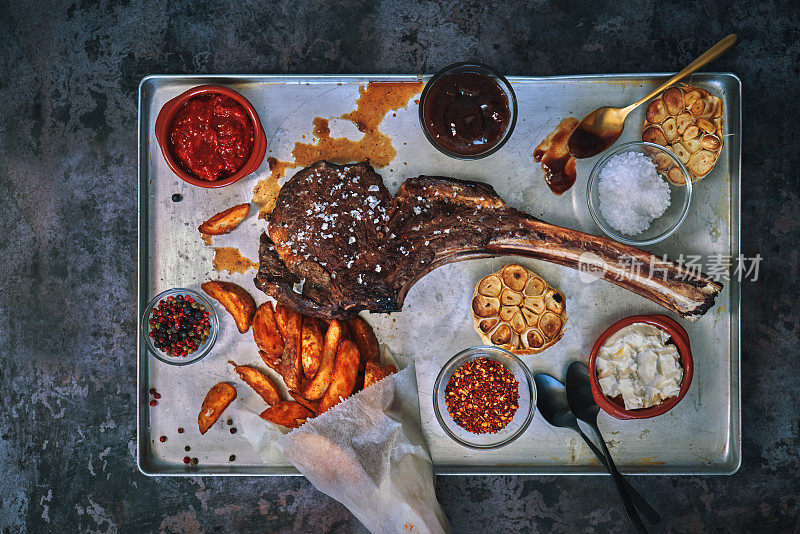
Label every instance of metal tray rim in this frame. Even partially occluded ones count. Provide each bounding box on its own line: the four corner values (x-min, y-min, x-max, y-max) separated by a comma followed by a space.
137, 72, 742, 477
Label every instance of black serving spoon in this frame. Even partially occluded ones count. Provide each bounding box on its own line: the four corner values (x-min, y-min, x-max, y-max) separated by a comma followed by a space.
565, 362, 648, 533
534, 373, 660, 525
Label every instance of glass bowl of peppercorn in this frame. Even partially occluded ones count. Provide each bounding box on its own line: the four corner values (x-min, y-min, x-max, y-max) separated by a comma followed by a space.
142, 288, 218, 366
433, 346, 535, 449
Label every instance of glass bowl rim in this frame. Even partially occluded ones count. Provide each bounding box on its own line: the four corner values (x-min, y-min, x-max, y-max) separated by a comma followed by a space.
432, 345, 536, 450
586, 141, 693, 246
418, 61, 518, 160
141, 287, 219, 366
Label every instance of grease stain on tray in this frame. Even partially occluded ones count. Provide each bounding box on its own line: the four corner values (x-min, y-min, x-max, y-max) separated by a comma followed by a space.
342, 81, 424, 132
212, 247, 258, 274
252, 81, 423, 217
637, 456, 666, 465
251, 158, 286, 217
568, 437, 578, 462
292, 116, 394, 169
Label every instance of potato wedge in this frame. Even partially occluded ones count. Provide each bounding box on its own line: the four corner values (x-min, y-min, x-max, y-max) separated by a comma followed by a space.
348, 316, 379, 392
275, 303, 299, 338
259, 350, 282, 373
228, 361, 281, 406
289, 390, 320, 415
363, 361, 398, 389
252, 302, 284, 356
259, 401, 314, 429
301, 316, 324, 379
302, 319, 345, 400
348, 316, 380, 364
318, 339, 361, 414
275, 303, 303, 390
198, 203, 250, 235
198, 383, 237, 435
201, 280, 256, 333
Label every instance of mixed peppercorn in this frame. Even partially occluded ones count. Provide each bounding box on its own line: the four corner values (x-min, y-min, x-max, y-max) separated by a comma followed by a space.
149, 388, 160, 407
148, 295, 211, 357
147, 386, 237, 467
444, 357, 519, 434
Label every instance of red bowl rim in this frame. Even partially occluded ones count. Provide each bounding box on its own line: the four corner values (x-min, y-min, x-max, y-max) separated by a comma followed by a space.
154, 84, 267, 188
587, 314, 693, 420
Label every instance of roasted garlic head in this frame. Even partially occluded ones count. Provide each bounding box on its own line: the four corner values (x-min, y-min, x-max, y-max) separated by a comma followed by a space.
471, 264, 567, 355
642, 83, 724, 184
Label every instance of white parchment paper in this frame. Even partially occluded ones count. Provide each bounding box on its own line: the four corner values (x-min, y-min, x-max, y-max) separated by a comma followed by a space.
277, 365, 449, 534
240, 356, 450, 534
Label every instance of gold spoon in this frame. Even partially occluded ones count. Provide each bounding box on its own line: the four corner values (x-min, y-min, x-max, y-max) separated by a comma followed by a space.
567, 33, 738, 159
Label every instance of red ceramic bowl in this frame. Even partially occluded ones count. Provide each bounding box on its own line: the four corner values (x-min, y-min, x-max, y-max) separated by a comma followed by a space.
154, 85, 267, 188
588, 314, 693, 420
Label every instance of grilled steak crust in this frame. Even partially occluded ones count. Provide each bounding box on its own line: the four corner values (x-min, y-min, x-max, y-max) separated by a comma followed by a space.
255, 161, 723, 320
258, 161, 398, 317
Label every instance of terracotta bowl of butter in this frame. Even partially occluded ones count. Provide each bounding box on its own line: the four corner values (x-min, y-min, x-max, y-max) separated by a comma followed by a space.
155, 85, 267, 188
587, 314, 693, 420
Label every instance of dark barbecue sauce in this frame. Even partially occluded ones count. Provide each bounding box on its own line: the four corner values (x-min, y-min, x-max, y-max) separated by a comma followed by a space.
423, 72, 510, 156
533, 117, 579, 195
567, 126, 619, 159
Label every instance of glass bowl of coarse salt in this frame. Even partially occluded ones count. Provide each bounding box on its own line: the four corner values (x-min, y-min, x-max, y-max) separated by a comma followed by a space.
587, 141, 692, 246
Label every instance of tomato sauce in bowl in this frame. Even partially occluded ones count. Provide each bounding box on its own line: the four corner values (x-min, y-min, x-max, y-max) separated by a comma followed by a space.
155, 85, 267, 188
169, 94, 254, 181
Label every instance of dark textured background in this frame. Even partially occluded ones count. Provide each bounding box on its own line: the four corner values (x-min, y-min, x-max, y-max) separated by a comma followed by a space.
1, 0, 798, 532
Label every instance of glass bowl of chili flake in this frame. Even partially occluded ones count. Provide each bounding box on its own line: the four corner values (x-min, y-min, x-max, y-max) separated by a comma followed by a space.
433, 346, 535, 449
142, 288, 219, 366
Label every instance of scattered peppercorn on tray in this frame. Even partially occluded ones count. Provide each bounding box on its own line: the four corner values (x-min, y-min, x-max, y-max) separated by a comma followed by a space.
137, 73, 742, 475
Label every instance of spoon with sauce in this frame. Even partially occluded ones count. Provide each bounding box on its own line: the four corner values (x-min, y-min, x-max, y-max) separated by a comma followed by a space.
568, 34, 738, 159
535, 373, 660, 526
565, 362, 648, 533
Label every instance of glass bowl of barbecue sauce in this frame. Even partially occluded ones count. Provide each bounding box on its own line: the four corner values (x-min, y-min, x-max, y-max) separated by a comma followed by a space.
420, 63, 517, 159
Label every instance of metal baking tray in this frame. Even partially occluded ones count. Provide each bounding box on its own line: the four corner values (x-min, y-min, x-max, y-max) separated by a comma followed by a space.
138, 73, 740, 476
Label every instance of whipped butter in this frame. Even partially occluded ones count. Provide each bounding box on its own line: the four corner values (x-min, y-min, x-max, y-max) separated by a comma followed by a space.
595, 323, 683, 410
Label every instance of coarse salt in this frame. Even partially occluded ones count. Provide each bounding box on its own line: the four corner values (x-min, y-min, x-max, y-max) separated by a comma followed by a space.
597, 151, 671, 235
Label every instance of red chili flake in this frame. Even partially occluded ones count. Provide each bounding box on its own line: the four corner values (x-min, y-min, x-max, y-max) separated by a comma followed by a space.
149, 400, 157, 407
229, 455, 236, 462
149, 388, 157, 395
190, 457, 198, 466
153, 392, 162, 399
159, 436, 167, 442
183, 456, 191, 464
230, 427, 237, 434
444, 357, 519, 434
177, 427, 184, 434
